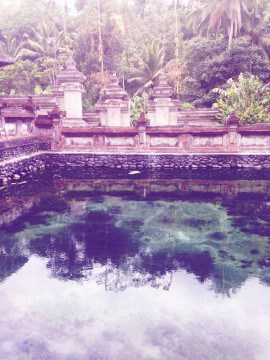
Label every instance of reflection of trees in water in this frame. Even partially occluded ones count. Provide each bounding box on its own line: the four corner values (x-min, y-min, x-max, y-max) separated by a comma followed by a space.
29, 228, 217, 292
260, 270, 270, 286
26, 215, 249, 295
30, 225, 255, 296
0, 184, 270, 294
0, 235, 28, 283
0, 255, 28, 283
209, 263, 248, 297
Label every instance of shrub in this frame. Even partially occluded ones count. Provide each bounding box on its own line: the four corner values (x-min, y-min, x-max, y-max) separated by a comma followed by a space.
130, 92, 148, 125
182, 102, 194, 109
213, 74, 270, 125
0, 60, 40, 95
182, 37, 270, 107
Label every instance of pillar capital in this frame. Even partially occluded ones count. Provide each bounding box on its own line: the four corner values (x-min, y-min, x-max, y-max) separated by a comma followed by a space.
57, 56, 86, 85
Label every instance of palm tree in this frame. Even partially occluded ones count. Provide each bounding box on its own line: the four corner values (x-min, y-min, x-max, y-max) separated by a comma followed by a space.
0, 35, 26, 61
188, 0, 251, 48
128, 43, 164, 95
243, 0, 270, 59
244, 21, 270, 59
97, 0, 104, 75
22, 22, 65, 63
18, 22, 72, 86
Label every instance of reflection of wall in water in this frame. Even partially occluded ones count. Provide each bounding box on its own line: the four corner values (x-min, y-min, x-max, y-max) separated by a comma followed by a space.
0, 198, 40, 226
54, 178, 270, 199
1, 177, 270, 295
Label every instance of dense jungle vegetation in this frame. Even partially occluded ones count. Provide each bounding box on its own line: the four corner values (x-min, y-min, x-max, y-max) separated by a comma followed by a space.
0, 0, 270, 109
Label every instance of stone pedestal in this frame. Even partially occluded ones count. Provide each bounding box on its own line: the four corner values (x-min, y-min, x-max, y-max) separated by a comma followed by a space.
147, 71, 181, 126
56, 56, 86, 127
226, 111, 240, 149
95, 73, 130, 127
51, 85, 65, 113
0, 115, 6, 138
136, 112, 148, 146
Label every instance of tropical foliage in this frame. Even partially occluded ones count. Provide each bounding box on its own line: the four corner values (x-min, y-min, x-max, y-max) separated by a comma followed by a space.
0, 35, 26, 60
213, 74, 270, 124
130, 92, 148, 125
0, 0, 270, 115
182, 37, 270, 106
128, 43, 164, 95
0, 60, 41, 94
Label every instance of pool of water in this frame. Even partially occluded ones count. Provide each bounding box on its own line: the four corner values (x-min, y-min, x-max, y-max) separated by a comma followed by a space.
0, 171, 270, 359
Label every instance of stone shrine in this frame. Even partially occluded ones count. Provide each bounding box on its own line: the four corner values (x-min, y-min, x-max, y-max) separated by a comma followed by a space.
147, 70, 181, 126
95, 73, 130, 127
56, 56, 86, 127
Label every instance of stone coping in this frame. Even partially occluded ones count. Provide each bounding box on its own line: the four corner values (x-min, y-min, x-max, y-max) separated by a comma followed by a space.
1, 146, 270, 160
0, 135, 51, 148
61, 124, 270, 133
53, 150, 270, 155
62, 127, 138, 135
3, 149, 270, 162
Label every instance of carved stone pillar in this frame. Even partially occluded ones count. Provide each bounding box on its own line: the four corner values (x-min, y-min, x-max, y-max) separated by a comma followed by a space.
56, 56, 86, 127
147, 70, 181, 126
48, 106, 65, 150
136, 112, 148, 147
51, 85, 65, 112
95, 73, 130, 127
226, 111, 240, 149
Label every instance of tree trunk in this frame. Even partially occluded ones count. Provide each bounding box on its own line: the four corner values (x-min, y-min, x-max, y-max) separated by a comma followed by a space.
98, 0, 104, 76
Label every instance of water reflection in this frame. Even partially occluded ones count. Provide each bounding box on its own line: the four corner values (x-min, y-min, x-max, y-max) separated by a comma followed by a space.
0, 175, 270, 296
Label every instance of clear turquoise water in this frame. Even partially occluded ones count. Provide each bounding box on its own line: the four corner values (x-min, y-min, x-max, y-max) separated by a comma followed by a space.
0, 174, 270, 359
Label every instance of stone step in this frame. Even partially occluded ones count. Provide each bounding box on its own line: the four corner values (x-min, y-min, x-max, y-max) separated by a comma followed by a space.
178, 111, 218, 117
178, 117, 218, 121
179, 110, 218, 114
178, 114, 218, 119
179, 108, 218, 112
177, 109, 219, 126
84, 118, 101, 126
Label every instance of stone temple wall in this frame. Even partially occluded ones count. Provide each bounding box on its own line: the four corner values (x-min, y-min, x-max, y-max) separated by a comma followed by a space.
59, 123, 270, 153
45, 153, 270, 171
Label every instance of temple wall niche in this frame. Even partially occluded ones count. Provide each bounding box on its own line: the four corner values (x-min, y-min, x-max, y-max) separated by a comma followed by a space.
240, 135, 270, 146
106, 136, 135, 146
192, 135, 223, 147
150, 136, 179, 147
65, 137, 94, 147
